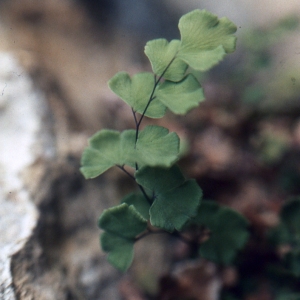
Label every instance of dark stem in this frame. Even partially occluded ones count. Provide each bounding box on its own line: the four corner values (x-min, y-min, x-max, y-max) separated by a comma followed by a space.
134, 56, 176, 144
135, 227, 166, 242
130, 57, 177, 209
117, 165, 153, 205
135, 227, 199, 247
132, 108, 138, 130
171, 230, 195, 246
138, 185, 152, 205
117, 165, 135, 180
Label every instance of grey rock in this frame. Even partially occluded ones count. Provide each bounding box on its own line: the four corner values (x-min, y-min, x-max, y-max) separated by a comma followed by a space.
0, 52, 53, 299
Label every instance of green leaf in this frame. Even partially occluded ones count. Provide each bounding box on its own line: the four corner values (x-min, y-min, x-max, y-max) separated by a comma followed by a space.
280, 198, 300, 236
117, 126, 180, 168
156, 74, 205, 114
98, 203, 147, 238
268, 199, 300, 277
269, 198, 300, 248
284, 250, 300, 277
121, 193, 150, 220
101, 232, 134, 272
135, 164, 185, 194
135, 125, 180, 167
99, 203, 147, 271
177, 9, 237, 71
80, 125, 180, 178
276, 293, 300, 300
80, 129, 134, 178
268, 223, 291, 246
119, 130, 136, 168
150, 180, 202, 232
192, 201, 249, 264
189, 201, 219, 228
136, 165, 202, 232
108, 72, 166, 118
144, 39, 188, 82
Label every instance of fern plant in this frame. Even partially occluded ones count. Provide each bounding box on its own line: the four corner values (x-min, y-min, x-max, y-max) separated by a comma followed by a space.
80, 9, 249, 272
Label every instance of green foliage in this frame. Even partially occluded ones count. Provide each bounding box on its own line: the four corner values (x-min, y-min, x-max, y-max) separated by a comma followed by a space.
177, 9, 237, 71
108, 72, 166, 118
187, 201, 249, 264
280, 198, 300, 236
80, 9, 249, 272
136, 165, 202, 232
269, 198, 300, 248
80, 125, 179, 178
269, 198, 300, 277
276, 293, 300, 300
284, 251, 300, 277
145, 39, 187, 82
134, 125, 179, 167
99, 203, 147, 271
121, 193, 150, 220
156, 74, 205, 114
80, 129, 132, 178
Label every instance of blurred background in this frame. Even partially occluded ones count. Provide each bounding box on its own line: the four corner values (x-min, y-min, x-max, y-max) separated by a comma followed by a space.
0, 0, 299, 132
1, 0, 300, 299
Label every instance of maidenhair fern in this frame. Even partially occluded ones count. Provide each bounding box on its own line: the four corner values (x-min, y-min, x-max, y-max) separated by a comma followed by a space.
80, 9, 249, 272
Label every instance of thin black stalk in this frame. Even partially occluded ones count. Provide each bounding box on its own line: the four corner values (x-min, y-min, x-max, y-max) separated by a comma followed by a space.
171, 231, 195, 246
135, 228, 166, 242
117, 165, 135, 180
135, 227, 198, 247
134, 56, 176, 144
138, 184, 152, 205
117, 165, 153, 205
131, 56, 177, 207
132, 108, 138, 128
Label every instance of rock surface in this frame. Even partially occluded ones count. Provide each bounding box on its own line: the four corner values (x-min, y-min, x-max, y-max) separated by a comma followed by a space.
0, 50, 125, 299
0, 52, 52, 299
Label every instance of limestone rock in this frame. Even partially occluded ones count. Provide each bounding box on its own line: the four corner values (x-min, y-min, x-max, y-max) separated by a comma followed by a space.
0, 52, 53, 299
